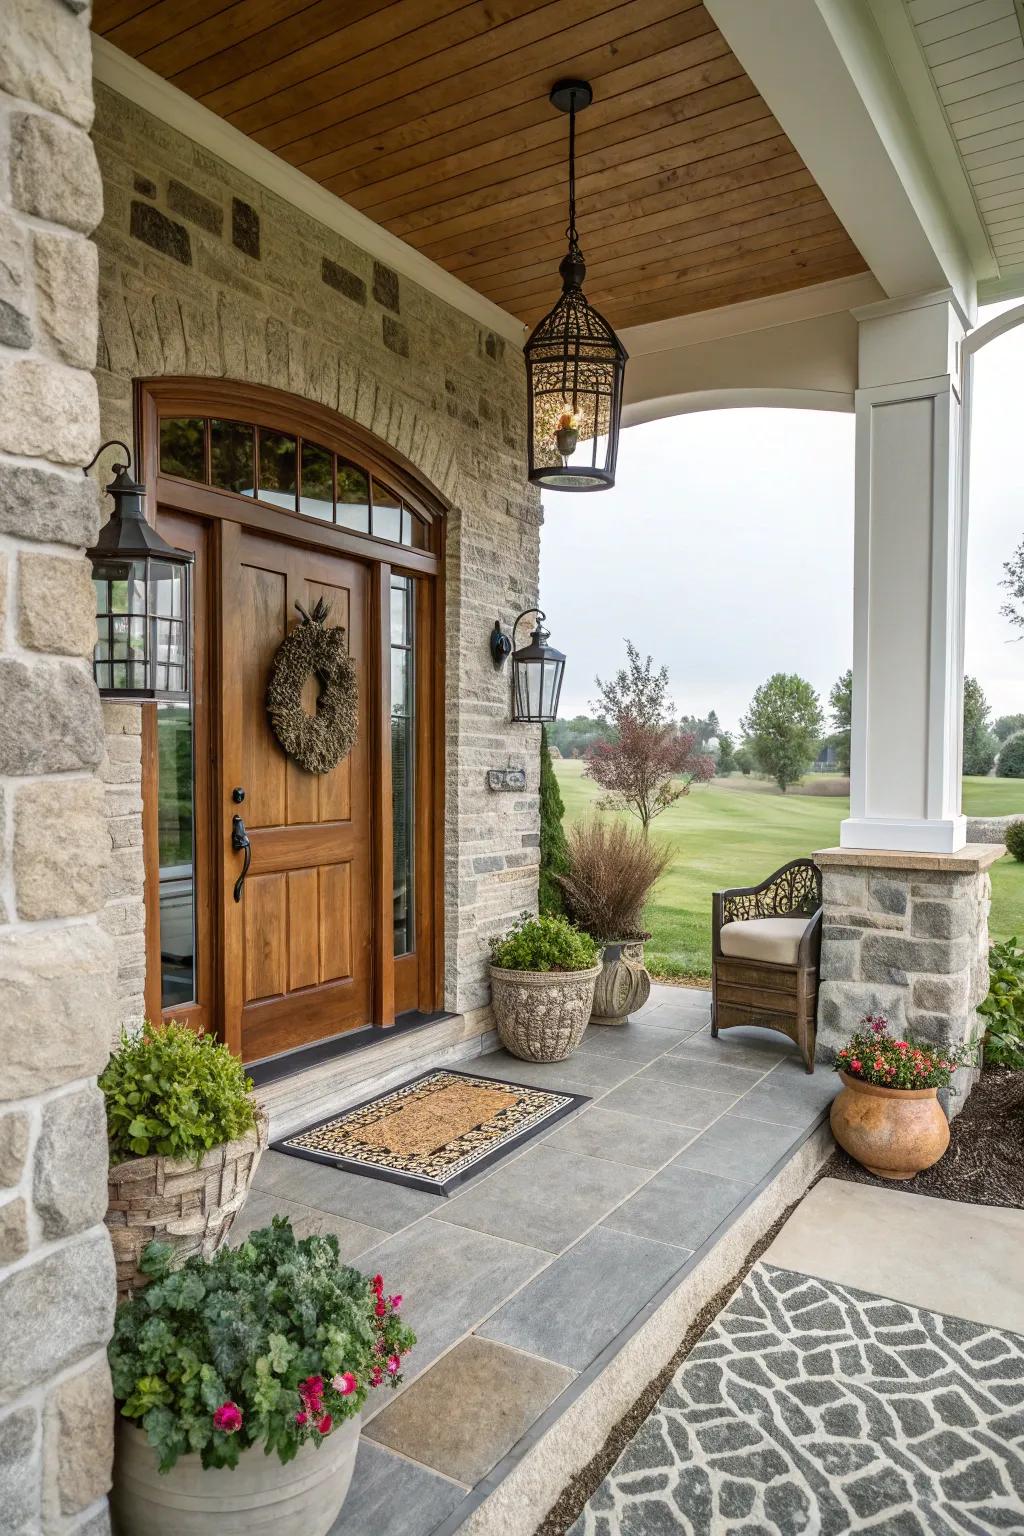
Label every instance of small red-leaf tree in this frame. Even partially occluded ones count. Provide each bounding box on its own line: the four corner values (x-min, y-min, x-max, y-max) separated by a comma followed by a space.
585, 641, 715, 833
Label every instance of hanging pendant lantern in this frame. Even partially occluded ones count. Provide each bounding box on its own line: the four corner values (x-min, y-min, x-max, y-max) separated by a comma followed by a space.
524, 79, 627, 492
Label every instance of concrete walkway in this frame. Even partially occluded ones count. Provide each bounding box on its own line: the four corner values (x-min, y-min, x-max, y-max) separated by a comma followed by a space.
570, 1179, 1024, 1535
231, 985, 839, 1535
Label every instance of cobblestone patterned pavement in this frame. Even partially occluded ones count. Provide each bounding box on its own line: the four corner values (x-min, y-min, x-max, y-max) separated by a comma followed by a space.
570, 1262, 1024, 1535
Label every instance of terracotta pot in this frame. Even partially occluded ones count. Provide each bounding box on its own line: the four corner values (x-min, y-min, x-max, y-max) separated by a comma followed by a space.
111, 1414, 359, 1536
105, 1105, 269, 1299
490, 964, 600, 1062
830, 1071, 949, 1181
591, 940, 651, 1026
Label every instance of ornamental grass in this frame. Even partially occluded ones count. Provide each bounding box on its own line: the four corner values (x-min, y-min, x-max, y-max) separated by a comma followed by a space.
558, 818, 670, 943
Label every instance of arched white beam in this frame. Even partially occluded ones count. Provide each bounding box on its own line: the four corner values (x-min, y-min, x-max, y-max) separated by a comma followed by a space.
623, 387, 852, 430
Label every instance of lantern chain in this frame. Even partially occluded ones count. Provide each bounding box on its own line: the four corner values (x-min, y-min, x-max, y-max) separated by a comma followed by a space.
566, 91, 580, 258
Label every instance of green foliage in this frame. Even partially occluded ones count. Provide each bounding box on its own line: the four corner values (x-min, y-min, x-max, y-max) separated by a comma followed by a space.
1006, 821, 1024, 862
539, 726, 569, 915
1000, 535, 1024, 635
998, 732, 1024, 778
100, 1022, 257, 1165
833, 1014, 976, 1088
740, 673, 824, 792
828, 669, 852, 774
994, 713, 1024, 743
733, 745, 754, 775
978, 936, 1024, 1068
108, 1219, 415, 1472
715, 731, 735, 775
546, 714, 612, 758
962, 675, 997, 776
489, 912, 599, 973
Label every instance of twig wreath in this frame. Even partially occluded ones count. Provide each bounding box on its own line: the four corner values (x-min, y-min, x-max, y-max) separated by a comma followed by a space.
266, 597, 358, 774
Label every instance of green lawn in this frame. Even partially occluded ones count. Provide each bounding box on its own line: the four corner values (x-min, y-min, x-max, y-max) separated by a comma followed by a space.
554, 762, 1024, 980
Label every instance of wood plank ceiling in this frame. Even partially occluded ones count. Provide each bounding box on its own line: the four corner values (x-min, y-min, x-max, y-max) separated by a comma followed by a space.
92, 0, 868, 330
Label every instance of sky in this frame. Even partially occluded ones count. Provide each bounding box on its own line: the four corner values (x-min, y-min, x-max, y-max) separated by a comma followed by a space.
540, 308, 1022, 736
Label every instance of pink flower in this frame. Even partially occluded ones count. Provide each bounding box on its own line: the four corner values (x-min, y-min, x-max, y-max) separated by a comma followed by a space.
332, 1372, 357, 1397
213, 1402, 242, 1434
295, 1410, 308, 1426
300, 1375, 325, 1400
874, 1058, 884, 1070
317, 1414, 333, 1435
386, 1354, 400, 1375
850, 1059, 862, 1073
370, 1366, 383, 1388
389, 1294, 403, 1311
870, 1018, 886, 1035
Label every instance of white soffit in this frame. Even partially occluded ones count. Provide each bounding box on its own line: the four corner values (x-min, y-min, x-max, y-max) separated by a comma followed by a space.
91, 36, 527, 346
902, 0, 1024, 297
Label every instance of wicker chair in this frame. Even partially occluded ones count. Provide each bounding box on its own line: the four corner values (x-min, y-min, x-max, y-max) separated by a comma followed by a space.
711, 858, 822, 1073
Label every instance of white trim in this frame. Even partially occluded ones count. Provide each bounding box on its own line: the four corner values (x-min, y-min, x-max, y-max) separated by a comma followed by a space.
619, 272, 883, 357
622, 386, 853, 427
839, 817, 968, 854
91, 36, 527, 346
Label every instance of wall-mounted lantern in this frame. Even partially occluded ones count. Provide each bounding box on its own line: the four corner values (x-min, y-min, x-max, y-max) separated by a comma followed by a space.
85, 440, 193, 700
491, 609, 565, 723
524, 80, 627, 492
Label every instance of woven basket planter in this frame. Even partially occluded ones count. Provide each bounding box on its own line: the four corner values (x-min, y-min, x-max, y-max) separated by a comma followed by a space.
105, 1106, 269, 1299
490, 964, 601, 1062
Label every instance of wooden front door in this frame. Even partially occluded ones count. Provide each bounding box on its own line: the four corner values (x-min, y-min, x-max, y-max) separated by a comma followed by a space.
219, 523, 371, 1063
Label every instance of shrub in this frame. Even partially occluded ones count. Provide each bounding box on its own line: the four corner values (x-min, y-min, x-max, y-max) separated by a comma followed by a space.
997, 732, 1024, 777
489, 912, 599, 973
539, 725, 569, 916
978, 937, 1024, 1068
1006, 821, 1024, 863
559, 818, 670, 942
734, 745, 754, 775
833, 1014, 976, 1089
108, 1219, 414, 1472
100, 1021, 257, 1165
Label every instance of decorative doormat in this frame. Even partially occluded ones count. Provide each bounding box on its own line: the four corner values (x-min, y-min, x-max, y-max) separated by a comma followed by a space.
274, 1069, 589, 1195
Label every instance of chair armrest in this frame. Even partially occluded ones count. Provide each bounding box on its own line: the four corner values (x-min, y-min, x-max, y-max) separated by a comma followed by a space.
797, 907, 823, 967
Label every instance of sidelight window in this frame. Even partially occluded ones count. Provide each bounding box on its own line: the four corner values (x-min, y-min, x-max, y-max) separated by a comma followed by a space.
157, 699, 196, 1008
391, 576, 415, 956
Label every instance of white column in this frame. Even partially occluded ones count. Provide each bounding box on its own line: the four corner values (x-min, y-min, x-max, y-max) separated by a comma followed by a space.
842, 291, 969, 854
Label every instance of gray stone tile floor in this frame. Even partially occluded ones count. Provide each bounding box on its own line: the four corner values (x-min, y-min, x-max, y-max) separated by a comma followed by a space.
235, 985, 838, 1536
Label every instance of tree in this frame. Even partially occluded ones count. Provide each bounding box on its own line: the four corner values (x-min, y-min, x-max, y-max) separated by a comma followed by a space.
585, 640, 714, 832
734, 745, 754, 775
828, 669, 853, 774
538, 726, 569, 914
679, 710, 721, 748
997, 732, 1024, 778
546, 713, 612, 759
740, 673, 823, 792
716, 730, 736, 775
1000, 537, 1024, 635
963, 675, 997, 777
994, 714, 1024, 743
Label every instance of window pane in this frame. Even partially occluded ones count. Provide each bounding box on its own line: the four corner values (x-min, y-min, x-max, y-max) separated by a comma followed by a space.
300, 442, 333, 521
373, 480, 402, 543
160, 418, 205, 481
157, 700, 196, 1008
259, 429, 297, 510
211, 420, 254, 496
410, 513, 429, 550
390, 577, 415, 957
335, 460, 369, 533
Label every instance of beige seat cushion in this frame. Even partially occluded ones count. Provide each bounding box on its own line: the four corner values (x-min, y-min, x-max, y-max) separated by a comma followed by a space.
719, 916, 812, 966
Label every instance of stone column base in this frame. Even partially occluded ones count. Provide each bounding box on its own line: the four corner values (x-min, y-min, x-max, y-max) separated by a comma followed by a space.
815, 844, 1004, 1116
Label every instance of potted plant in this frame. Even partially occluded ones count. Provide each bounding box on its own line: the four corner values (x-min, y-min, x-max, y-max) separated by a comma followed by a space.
109, 1218, 414, 1535
830, 1014, 977, 1180
489, 913, 601, 1062
559, 819, 669, 1025
101, 1021, 268, 1298
554, 409, 579, 458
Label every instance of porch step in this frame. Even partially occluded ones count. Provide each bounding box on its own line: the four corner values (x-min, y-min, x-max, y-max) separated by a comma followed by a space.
256, 1009, 496, 1141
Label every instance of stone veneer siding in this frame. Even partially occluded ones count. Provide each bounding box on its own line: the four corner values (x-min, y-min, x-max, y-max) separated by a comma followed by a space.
0, 2, 117, 1531
815, 847, 1001, 1113
90, 84, 544, 1027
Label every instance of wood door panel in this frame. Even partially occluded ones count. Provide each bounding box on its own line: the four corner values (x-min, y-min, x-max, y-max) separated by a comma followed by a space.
240, 564, 288, 828
287, 868, 320, 992
318, 862, 353, 983
244, 873, 288, 1003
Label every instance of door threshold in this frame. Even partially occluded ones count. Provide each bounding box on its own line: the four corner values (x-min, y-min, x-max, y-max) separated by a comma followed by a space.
246, 1010, 454, 1088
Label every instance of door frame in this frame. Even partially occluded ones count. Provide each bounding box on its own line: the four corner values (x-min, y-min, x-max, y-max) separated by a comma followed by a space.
136, 377, 447, 1053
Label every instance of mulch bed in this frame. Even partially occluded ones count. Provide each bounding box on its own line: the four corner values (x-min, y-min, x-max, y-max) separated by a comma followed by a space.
826, 1066, 1024, 1209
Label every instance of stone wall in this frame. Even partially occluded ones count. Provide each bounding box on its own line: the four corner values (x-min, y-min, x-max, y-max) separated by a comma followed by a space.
815, 846, 1003, 1114
966, 813, 1022, 845
0, 3, 116, 1530
89, 85, 544, 1021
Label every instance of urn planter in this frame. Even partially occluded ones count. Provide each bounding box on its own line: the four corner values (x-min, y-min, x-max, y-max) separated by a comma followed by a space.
830, 1072, 949, 1180
105, 1106, 269, 1298
591, 939, 651, 1025
111, 1414, 359, 1536
490, 963, 601, 1062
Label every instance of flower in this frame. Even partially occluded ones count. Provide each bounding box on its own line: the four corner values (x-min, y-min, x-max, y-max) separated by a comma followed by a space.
213, 1402, 242, 1434
332, 1372, 357, 1396
850, 1059, 862, 1073
372, 1274, 384, 1294
871, 1018, 887, 1034
387, 1354, 400, 1375
370, 1366, 383, 1387
295, 1410, 308, 1426
556, 409, 579, 432
389, 1294, 403, 1310
375, 1300, 387, 1317
317, 1414, 333, 1435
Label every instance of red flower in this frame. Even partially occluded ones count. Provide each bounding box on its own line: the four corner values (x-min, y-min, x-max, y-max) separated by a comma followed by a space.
372, 1275, 384, 1294
850, 1059, 862, 1073
213, 1402, 242, 1434
387, 1354, 401, 1375
317, 1414, 333, 1435
295, 1410, 308, 1426
375, 1301, 387, 1317
370, 1366, 383, 1387
332, 1372, 357, 1397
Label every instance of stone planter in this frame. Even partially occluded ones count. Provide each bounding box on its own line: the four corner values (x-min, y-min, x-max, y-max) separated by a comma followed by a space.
111, 1414, 359, 1536
105, 1106, 269, 1299
591, 939, 651, 1025
490, 964, 601, 1062
830, 1072, 949, 1180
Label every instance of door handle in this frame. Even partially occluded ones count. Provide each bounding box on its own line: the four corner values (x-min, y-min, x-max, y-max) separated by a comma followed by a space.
231, 813, 251, 903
